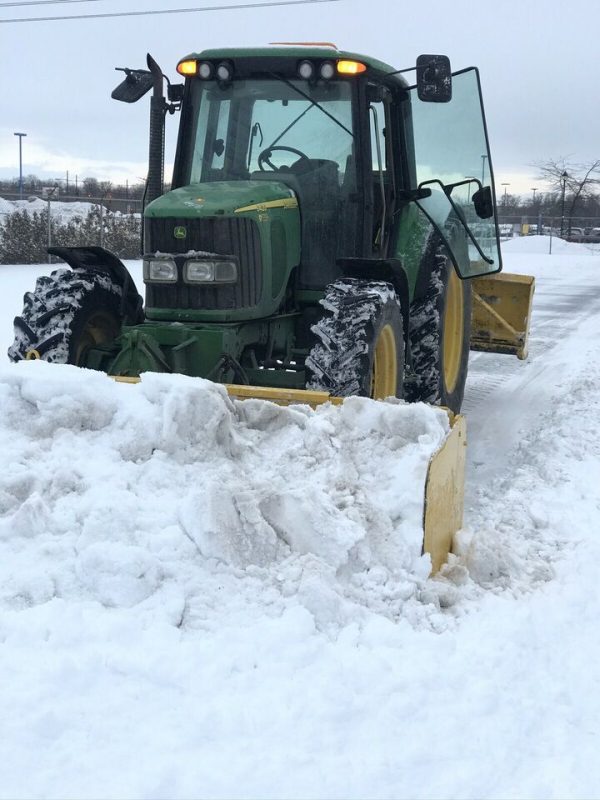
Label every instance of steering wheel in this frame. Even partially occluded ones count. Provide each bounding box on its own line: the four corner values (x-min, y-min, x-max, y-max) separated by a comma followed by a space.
257, 145, 311, 172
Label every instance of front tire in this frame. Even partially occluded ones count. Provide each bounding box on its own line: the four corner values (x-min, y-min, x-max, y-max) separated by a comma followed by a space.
8, 268, 125, 366
306, 278, 404, 399
405, 243, 472, 413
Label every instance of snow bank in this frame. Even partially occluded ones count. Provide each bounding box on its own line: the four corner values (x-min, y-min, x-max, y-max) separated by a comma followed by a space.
0, 196, 136, 221
0, 361, 450, 627
502, 233, 599, 255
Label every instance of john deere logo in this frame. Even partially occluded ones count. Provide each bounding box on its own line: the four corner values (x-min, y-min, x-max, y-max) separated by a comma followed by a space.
173, 225, 187, 240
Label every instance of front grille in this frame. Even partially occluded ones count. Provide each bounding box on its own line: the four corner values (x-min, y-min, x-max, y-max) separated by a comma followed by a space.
146, 216, 262, 310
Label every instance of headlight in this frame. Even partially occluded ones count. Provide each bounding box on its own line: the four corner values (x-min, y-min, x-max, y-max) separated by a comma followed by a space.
143, 257, 177, 282
320, 61, 335, 80
185, 260, 214, 282
298, 60, 315, 80
216, 61, 233, 82
214, 260, 238, 282
184, 259, 238, 284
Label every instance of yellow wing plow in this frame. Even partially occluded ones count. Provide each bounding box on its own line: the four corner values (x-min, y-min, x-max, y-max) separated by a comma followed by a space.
470, 272, 535, 360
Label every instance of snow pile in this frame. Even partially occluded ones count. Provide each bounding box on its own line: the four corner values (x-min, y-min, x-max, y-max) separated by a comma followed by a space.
502, 233, 599, 255
0, 196, 136, 221
0, 197, 17, 215
0, 361, 450, 628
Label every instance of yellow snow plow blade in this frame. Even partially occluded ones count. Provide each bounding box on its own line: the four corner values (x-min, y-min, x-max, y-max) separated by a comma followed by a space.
423, 413, 466, 573
470, 272, 535, 360
223, 384, 344, 406
113, 376, 466, 575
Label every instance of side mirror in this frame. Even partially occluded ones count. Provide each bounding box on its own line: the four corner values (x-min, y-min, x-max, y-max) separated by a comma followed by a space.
473, 186, 494, 219
168, 84, 184, 103
111, 69, 154, 103
416, 55, 452, 103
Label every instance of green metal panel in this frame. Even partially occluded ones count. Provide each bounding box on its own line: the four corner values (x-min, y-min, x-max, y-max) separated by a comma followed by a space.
393, 204, 433, 300
144, 181, 301, 321
144, 181, 298, 219
107, 322, 256, 378
104, 315, 302, 385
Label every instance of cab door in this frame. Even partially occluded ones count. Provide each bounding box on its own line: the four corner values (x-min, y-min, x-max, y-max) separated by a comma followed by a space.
407, 67, 502, 278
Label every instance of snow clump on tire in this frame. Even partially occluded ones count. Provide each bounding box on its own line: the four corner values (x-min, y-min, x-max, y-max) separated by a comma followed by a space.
306, 278, 400, 397
7, 268, 122, 365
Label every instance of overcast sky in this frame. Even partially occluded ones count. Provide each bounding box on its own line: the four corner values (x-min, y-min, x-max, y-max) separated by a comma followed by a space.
1, 0, 598, 198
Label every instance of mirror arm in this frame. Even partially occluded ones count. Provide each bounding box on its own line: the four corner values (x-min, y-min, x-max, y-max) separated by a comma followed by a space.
397, 186, 432, 203
414, 179, 494, 265
443, 177, 482, 196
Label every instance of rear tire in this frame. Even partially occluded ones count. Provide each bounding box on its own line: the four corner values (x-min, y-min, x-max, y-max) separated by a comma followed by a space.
306, 278, 404, 399
405, 243, 472, 413
8, 268, 124, 366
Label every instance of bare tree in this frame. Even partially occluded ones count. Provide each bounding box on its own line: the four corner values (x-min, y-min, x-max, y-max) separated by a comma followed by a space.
535, 158, 600, 233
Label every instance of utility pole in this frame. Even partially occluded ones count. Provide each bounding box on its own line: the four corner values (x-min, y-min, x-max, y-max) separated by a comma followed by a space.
560, 171, 568, 237
481, 154, 488, 184
14, 132, 27, 200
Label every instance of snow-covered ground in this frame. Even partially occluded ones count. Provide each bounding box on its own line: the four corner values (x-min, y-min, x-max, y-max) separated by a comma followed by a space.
1, 236, 600, 799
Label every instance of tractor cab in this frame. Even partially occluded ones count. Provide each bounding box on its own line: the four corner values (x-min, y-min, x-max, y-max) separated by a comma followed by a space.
166, 48, 501, 285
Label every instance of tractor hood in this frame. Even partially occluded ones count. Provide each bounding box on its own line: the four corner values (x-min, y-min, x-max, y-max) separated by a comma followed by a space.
144, 180, 298, 219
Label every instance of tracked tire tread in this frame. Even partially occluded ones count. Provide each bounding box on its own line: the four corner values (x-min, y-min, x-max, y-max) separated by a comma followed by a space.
405, 243, 471, 412
306, 278, 401, 397
7, 267, 123, 364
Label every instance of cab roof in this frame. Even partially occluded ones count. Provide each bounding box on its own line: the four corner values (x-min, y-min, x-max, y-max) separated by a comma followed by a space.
179, 45, 409, 87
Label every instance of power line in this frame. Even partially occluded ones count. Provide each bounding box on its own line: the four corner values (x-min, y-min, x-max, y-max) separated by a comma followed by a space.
0, 0, 102, 7
1, 0, 340, 22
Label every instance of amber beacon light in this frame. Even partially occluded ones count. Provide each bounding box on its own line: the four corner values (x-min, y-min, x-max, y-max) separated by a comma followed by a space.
337, 60, 367, 75
177, 60, 198, 76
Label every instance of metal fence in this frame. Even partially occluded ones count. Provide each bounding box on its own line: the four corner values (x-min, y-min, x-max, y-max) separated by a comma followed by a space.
497, 214, 600, 241
0, 196, 143, 264
3, 197, 600, 264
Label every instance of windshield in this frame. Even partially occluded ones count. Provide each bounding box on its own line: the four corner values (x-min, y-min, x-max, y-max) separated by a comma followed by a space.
182, 78, 356, 184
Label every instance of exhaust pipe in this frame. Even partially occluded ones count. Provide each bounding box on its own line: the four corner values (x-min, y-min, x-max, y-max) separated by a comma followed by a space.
146, 53, 165, 207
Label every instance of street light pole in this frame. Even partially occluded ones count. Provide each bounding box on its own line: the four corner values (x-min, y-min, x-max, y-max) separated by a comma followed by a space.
481, 154, 488, 183
560, 171, 568, 237
13, 132, 27, 200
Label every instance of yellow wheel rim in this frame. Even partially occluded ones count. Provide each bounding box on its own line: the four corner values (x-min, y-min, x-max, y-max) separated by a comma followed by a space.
371, 324, 397, 399
443, 269, 464, 393
75, 310, 120, 365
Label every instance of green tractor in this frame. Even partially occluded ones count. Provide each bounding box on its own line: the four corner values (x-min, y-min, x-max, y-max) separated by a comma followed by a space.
8, 45, 534, 414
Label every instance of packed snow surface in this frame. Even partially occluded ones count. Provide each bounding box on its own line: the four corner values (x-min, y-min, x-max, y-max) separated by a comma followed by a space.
1, 236, 600, 799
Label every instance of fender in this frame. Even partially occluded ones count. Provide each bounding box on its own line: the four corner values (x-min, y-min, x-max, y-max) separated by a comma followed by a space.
47, 245, 144, 325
